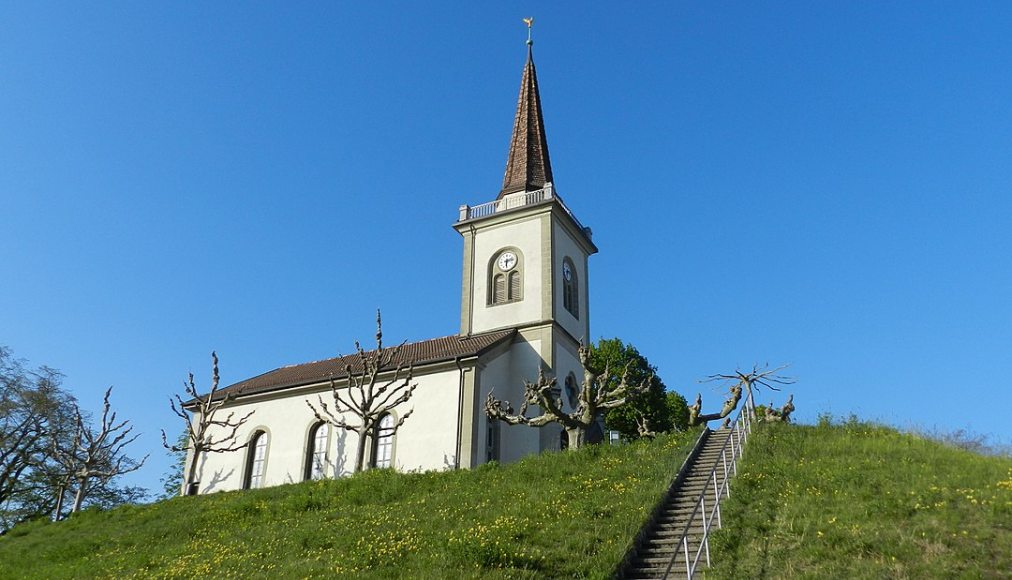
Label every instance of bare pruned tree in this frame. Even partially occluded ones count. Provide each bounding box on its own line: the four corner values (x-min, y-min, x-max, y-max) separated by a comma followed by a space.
161, 352, 255, 496
687, 385, 743, 427
485, 343, 647, 450
51, 387, 148, 515
689, 364, 796, 426
305, 311, 417, 473
762, 394, 796, 423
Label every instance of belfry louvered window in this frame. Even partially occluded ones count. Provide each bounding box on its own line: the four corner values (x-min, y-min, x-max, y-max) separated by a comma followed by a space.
508, 271, 521, 300
490, 249, 522, 305
563, 257, 579, 318
493, 274, 506, 303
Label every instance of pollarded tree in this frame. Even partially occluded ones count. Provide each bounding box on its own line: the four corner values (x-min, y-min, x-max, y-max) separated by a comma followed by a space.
305, 311, 417, 473
687, 385, 743, 427
689, 364, 796, 427
762, 394, 796, 423
51, 387, 148, 514
485, 343, 647, 450
161, 352, 255, 496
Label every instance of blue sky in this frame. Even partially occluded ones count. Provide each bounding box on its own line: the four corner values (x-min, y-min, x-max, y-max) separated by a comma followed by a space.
2, 2, 1010, 494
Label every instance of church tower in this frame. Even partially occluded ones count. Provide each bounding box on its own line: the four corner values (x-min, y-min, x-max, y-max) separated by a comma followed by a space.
453, 38, 597, 421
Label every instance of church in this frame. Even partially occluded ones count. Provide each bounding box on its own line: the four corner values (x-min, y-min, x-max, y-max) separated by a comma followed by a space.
187, 40, 599, 493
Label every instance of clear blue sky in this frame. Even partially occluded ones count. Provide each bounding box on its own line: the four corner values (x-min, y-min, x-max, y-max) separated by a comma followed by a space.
3, 3, 1010, 494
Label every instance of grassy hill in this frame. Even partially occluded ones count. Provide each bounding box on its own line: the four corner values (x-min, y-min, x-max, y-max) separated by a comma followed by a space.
2, 420, 1009, 579
0, 431, 698, 579
709, 418, 1012, 579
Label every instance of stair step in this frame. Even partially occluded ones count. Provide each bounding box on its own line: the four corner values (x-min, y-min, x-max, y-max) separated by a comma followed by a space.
619, 428, 749, 579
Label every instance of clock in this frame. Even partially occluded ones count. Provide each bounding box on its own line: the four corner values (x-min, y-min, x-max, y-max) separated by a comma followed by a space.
497, 251, 517, 271
563, 261, 573, 281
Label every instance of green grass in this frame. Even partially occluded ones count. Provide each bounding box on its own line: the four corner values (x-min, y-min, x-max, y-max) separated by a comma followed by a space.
0, 431, 698, 579
709, 418, 1012, 579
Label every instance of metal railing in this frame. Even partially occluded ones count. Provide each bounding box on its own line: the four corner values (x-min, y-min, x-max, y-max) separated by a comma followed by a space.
456, 183, 592, 239
661, 398, 754, 579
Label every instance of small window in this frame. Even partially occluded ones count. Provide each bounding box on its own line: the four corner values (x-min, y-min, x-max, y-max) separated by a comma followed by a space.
562, 258, 579, 318
486, 419, 500, 462
490, 249, 523, 305
373, 414, 395, 469
305, 422, 328, 481
244, 431, 269, 489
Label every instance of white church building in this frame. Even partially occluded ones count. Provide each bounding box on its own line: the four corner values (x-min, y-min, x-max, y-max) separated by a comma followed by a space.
188, 42, 600, 493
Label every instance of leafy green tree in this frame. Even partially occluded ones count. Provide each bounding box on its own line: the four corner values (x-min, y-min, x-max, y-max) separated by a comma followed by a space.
589, 338, 688, 439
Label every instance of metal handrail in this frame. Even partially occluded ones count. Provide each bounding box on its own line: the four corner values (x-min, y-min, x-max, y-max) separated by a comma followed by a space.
660, 399, 754, 579
456, 183, 591, 238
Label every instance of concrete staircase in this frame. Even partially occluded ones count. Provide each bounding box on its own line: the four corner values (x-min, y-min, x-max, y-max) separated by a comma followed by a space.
620, 428, 736, 579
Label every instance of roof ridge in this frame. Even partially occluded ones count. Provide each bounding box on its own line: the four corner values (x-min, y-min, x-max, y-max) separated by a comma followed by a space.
275, 328, 512, 369
212, 328, 517, 400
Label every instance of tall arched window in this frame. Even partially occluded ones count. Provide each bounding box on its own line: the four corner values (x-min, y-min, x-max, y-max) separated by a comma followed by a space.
305, 422, 328, 481
564, 373, 579, 409
562, 257, 579, 318
486, 419, 500, 463
244, 431, 269, 489
490, 249, 523, 305
372, 414, 395, 469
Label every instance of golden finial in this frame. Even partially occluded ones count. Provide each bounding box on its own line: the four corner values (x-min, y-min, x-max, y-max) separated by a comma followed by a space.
523, 17, 534, 45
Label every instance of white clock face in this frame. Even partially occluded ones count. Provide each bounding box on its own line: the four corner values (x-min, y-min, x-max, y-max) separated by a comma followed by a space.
563, 262, 572, 281
498, 251, 517, 271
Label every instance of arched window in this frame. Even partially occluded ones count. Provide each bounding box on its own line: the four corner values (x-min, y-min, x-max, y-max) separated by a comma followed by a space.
372, 414, 395, 469
305, 422, 328, 481
564, 373, 579, 409
244, 431, 269, 490
562, 257, 579, 318
490, 249, 522, 305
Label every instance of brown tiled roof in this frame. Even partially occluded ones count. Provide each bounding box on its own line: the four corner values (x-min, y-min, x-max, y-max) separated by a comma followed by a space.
210, 328, 516, 401
499, 44, 554, 198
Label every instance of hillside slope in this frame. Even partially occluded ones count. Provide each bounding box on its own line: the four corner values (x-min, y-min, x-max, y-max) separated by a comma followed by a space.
0, 431, 696, 579
709, 420, 1012, 579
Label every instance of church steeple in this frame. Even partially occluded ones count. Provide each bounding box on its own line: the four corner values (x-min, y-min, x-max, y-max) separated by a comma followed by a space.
499, 42, 554, 199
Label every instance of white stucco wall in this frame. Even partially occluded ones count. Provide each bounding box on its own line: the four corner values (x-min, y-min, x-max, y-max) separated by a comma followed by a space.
469, 215, 546, 333
552, 219, 590, 342
474, 338, 544, 466
192, 367, 463, 493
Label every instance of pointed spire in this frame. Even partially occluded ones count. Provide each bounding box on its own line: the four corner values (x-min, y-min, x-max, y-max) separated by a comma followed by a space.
499, 41, 554, 198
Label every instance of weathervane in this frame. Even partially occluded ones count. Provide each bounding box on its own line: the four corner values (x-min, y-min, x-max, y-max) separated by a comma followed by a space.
523, 17, 534, 45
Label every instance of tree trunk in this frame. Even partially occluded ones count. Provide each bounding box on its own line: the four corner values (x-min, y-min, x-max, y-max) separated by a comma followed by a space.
53, 482, 66, 521
184, 446, 202, 496
71, 477, 87, 513
566, 427, 585, 450
355, 426, 369, 472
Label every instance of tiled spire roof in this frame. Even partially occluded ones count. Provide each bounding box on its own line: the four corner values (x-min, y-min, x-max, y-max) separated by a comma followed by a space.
499, 44, 554, 198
